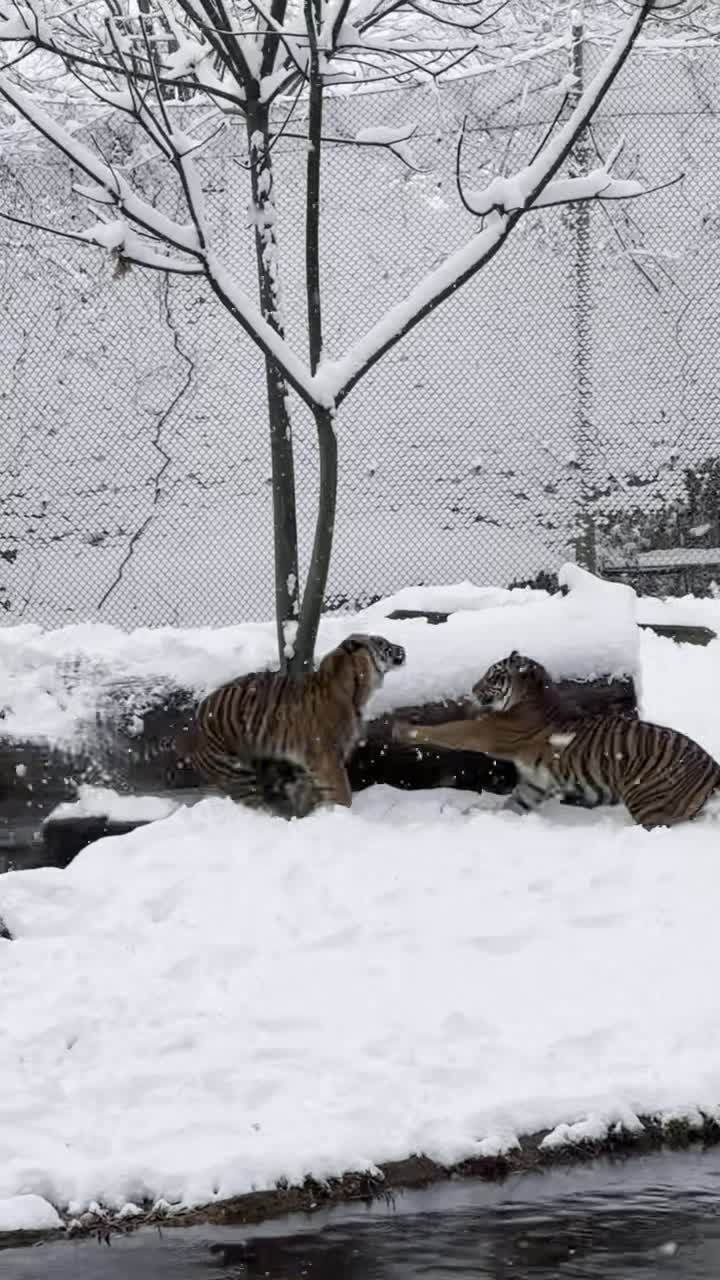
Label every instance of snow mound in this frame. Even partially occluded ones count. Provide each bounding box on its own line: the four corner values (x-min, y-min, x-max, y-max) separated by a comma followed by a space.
1, 787, 720, 1218
48, 786, 188, 826
0, 1195, 62, 1231
363, 562, 638, 714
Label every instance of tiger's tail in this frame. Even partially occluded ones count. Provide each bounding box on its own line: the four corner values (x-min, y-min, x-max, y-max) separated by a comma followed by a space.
203, 750, 326, 820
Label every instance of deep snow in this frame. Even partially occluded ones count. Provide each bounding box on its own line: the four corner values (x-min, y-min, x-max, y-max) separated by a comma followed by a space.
1, 575, 719, 1228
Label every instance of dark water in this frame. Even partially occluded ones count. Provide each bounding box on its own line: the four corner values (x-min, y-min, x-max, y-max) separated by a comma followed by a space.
7, 1149, 720, 1278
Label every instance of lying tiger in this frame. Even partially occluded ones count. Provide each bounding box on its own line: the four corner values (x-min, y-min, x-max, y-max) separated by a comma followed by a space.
189, 633, 406, 819
394, 650, 720, 830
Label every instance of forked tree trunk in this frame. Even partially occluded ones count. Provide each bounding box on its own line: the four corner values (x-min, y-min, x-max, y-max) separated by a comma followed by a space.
569, 18, 597, 573
292, 404, 337, 671
288, 3, 337, 674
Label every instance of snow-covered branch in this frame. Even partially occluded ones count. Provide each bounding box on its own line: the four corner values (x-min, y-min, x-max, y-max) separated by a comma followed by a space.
311, 0, 659, 406
0, 0, 676, 418
0, 78, 201, 253
461, 167, 645, 217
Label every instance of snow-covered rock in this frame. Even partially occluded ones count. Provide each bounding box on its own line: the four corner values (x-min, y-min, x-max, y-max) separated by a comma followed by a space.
0, 1195, 62, 1231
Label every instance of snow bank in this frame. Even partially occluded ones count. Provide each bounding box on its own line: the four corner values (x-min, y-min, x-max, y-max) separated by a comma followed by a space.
637, 593, 720, 630
0, 626, 717, 1226
364, 563, 638, 714
0, 566, 638, 743
0, 1195, 62, 1231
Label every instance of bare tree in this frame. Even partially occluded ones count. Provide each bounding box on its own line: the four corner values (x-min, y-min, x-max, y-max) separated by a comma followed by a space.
0, 0, 670, 670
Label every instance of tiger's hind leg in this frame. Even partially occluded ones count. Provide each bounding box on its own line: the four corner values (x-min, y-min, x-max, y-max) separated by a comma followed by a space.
312, 758, 353, 810
619, 779, 689, 831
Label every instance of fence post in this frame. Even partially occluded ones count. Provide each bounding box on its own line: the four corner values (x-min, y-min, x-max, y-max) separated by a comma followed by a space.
569, 14, 598, 574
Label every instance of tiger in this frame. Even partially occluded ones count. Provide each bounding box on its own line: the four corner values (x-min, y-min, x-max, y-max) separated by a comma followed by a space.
188, 633, 406, 819
393, 650, 720, 830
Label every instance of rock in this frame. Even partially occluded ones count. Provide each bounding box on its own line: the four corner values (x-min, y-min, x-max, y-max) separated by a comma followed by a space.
41, 815, 154, 869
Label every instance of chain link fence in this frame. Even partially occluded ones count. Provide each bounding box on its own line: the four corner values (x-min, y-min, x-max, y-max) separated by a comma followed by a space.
1, 35, 719, 628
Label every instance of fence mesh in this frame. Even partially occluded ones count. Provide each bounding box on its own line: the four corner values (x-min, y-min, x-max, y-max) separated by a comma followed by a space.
1, 35, 719, 628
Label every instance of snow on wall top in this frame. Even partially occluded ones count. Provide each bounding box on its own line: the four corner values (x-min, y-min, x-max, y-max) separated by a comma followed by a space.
607, 547, 720, 569
362, 563, 638, 714
360, 581, 550, 617
0, 567, 637, 743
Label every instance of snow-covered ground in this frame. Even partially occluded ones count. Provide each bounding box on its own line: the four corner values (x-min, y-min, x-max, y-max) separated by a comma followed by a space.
1, 572, 720, 1229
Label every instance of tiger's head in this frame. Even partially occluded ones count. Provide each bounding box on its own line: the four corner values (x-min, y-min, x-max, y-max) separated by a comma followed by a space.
339, 633, 406, 676
471, 650, 546, 713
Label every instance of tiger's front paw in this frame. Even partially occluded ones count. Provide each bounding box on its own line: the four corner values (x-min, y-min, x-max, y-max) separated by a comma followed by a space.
392, 719, 419, 744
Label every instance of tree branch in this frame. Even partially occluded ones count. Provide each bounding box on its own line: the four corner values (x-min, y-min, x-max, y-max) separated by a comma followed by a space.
0, 75, 202, 255
313, 0, 657, 406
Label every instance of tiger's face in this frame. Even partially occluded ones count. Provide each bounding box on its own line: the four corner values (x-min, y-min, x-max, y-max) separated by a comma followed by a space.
341, 633, 406, 675
471, 651, 543, 712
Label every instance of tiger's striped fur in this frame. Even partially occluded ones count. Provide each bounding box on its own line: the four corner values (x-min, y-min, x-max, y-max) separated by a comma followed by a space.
394, 650, 720, 829
189, 634, 406, 819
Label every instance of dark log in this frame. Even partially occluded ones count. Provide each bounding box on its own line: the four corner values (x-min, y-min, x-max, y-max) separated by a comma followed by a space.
92, 678, 201, 791
0, 739, 86, 823
42, 815, 154, 869
638, 622, 716, 647
350, 673, 636, 796
387, 608, 450, 625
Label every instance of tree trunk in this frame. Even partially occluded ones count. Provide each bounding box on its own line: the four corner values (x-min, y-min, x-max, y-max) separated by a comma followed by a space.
291, 404, 338, 671
569, 19, 597, 573
288, 8, 336, 674
246, 106, 300, 669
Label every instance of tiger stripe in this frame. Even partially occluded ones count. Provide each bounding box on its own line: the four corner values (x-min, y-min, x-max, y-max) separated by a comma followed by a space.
189, 633, 406, 820
394, 650, 720, 830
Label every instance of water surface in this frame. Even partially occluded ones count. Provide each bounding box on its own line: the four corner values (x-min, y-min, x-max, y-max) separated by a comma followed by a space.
6, 1148, 720, 1277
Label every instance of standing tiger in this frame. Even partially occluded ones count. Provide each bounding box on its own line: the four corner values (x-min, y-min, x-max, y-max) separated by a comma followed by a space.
189, 633, 406, 819
393, 650, 720, 830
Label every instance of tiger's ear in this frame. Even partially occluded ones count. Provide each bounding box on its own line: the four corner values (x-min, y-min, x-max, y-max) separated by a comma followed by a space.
340, 634, 366, 654
509, 650, 530, 673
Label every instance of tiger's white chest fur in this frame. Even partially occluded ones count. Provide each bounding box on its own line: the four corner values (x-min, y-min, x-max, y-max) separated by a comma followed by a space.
515, 733, 577, 796
515, 758, 560, 796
